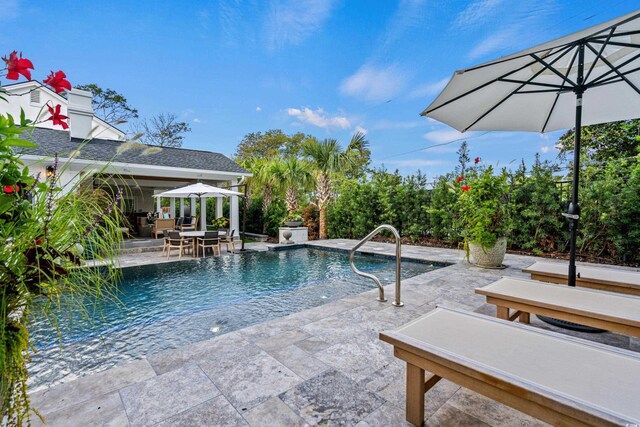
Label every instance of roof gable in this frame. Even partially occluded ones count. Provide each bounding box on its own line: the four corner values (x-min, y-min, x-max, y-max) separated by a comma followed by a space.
20, 128, 250, 175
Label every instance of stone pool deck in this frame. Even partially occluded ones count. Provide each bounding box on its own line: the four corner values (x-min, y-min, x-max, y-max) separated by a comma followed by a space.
30, 240, 639, 426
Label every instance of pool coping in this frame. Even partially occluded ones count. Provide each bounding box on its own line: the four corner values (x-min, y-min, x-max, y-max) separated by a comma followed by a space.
267, 243, 453, 267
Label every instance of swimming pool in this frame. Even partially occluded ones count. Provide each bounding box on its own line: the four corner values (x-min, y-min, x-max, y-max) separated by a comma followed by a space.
28, 248, 444, 387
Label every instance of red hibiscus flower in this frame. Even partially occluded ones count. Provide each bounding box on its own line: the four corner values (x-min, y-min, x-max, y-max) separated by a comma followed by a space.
3, 185, 19, 193
46, 104, 69, 130
2, 51, 34, 80
474, 157, 480, 164
456, 176, 464, 182
461, 185, 470, 192
44, 70, 72, 93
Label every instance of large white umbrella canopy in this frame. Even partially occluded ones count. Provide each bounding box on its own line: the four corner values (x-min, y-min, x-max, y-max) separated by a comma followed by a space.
422, 10, 640, 288
423, 10, 640, 133
153, 182, 242, 198
154, 183, 242, 231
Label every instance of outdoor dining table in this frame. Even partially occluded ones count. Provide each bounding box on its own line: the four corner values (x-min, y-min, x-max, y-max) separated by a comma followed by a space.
179, 230, 226, 257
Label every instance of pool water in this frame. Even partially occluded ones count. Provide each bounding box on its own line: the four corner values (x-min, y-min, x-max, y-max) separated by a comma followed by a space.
28, 248, 443, 387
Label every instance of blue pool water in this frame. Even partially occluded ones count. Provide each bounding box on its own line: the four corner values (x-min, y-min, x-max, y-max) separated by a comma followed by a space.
28, 248, 443, 387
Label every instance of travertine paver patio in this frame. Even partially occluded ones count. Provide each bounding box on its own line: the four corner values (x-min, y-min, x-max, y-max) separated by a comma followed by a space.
30, 240, 639, 426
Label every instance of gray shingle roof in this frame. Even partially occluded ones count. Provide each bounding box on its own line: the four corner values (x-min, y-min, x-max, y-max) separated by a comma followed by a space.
19, 128, 249, 175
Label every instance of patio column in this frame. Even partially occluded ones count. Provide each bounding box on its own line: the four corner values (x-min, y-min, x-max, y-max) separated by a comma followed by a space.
230, 193, 239, 238
156, 194, 161, 213
200, 196, 207, 231
190, 196, 196, 217
179, 198, 185, 217
170, 197, 176, 218
216, 197, 223, 218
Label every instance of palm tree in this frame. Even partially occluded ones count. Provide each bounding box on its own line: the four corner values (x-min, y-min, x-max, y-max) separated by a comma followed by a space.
243, 157, 280, 233
273, 156, 313, 214
303, 132, 369, 239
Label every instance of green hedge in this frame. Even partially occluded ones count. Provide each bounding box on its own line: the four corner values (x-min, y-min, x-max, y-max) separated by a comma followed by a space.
243, 156, 640, 264
325, 157, 640, 263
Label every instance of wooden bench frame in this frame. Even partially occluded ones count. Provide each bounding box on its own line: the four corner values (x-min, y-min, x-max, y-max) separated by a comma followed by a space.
380, 307, 639, 427
476, 278, 640, 337
523, 262, 640, 296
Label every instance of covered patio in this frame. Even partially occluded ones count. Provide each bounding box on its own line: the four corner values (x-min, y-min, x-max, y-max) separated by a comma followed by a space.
18, 127, 251, 239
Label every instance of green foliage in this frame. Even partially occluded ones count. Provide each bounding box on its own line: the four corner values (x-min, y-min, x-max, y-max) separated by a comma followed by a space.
457, 165, 510, 250
428, 174, 460, 242
577, 156, 640, 261
234, 129, 312, 163
263, 199, 286, 237
508, 156, 565, 252
614, 157, 640, 261
326, 170, 430, 241
240, 197, 265, 234
327, 178, 380, 239
235, 121, 640, 264
1, 147, 123, 424
558, 119, 640, 162
209, 217, 229, 229
456, 141, 470, 175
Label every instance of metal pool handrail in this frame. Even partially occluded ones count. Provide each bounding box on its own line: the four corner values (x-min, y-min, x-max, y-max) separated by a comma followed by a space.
349, 224, 404, 307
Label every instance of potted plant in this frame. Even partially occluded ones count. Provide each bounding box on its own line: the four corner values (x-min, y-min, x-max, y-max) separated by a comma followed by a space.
456, 160, 510, 268
210, 216, 229, 229
283, 213, 303, 227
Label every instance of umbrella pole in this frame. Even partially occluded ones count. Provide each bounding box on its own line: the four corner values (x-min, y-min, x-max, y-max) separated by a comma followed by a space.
567, 44, 585, 287
567, 91, 582, 287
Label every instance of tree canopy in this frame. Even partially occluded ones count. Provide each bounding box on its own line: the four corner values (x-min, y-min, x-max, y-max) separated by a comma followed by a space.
557, 119, 640, 162
135, 113, 191, 148
75, 83, 138, 124
234, 129, 312, 162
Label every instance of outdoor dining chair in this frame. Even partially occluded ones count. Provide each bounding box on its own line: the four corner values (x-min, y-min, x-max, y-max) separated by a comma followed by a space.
220, 229, 236, 253
177, 216, 198, 232
161, 229, 171, 256
166, 231, 192, 259
197, 231, 220, 257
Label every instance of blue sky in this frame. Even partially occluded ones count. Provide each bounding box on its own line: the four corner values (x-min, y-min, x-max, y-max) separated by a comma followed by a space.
2, 0, 638, 179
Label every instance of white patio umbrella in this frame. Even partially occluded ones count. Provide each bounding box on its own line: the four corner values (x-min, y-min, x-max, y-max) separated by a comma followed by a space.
422, 9, 640, 287
154, 182, 242, 198
153, 183, 242, 230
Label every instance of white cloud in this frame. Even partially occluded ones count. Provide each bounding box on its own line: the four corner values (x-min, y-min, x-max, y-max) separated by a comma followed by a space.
256, 106, 262, 112
423, 129, 465, 144
354, 126, 368, 135
409, 77, 449, 99
378, 0, 428, 51
464, 1, 557, 60
193, 118, 202, 123
265, 0, 336, 50
287, 107, 350, 129
454, 0, 505, 29
218, 0, 245, 45
340, 64, 409, 103
467, 26, 520, 60
540, 146, 551, 153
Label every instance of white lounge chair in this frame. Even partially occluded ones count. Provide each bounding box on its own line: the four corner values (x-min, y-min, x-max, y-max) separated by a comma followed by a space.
380, 307, 640, 426
523, 261, 640, 296
475, 276, 640, 336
